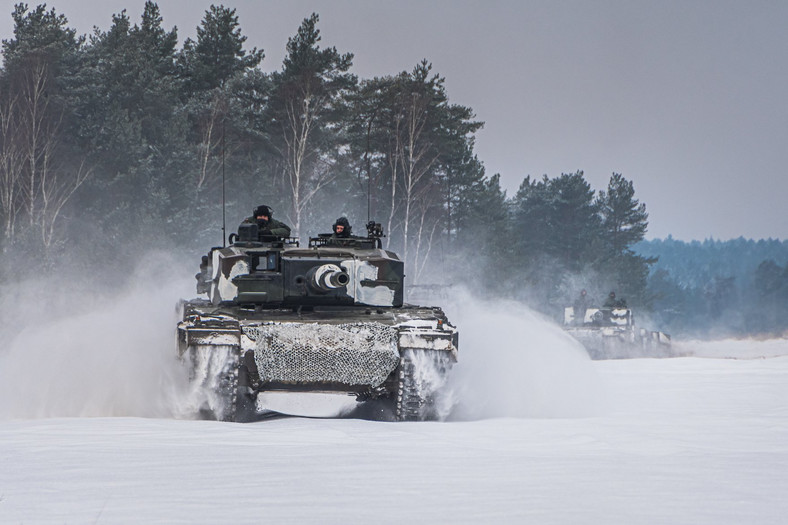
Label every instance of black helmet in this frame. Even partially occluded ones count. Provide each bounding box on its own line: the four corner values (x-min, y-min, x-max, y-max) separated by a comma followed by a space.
333, 217, 351, 237
254, 205, 272, 218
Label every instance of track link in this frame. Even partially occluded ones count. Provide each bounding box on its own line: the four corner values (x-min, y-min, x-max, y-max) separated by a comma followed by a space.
395, 350, 452, 421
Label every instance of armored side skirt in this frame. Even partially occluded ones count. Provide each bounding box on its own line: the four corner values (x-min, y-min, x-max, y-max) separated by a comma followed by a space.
566, 327, 672, 360
177, 302, 458, 420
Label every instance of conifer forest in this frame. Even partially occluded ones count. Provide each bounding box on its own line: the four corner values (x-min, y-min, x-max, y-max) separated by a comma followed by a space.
1, 3, 786, 337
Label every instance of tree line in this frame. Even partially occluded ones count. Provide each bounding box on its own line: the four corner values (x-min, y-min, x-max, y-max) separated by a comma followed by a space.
7, 3, 783, 338
0, 3, 488, 273
638, 237, 788, 337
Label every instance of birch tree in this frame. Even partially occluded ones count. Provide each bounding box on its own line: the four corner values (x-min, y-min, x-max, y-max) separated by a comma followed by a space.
0, 91, 24, 244
266, 13, 356, 237
359, 63, 481, 277
0, 4, 88, 250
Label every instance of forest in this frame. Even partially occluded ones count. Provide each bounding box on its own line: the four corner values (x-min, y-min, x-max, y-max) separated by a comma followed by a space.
1, 2, 786, 338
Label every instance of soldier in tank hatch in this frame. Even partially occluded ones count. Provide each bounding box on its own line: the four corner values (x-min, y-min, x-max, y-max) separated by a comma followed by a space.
573, 289, 589, 325
243, 204, 291, 240
603, 291, 617, 308
331, 217, 352, 239
603, 291, 627, 308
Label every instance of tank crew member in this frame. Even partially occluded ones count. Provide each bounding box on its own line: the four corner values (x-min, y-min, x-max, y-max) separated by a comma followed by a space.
243, 205, 291, 239
603, 291, 626, 308
573, 289, 589, 325
603, 291, 616, 308
331, 217, 352, 239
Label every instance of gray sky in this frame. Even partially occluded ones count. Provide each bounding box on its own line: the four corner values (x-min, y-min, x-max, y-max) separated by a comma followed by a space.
2, 0, 786, 241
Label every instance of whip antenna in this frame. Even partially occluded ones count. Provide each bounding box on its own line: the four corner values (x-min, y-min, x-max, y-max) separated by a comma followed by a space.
365, 116, 373, 223
221, 118, 226, 247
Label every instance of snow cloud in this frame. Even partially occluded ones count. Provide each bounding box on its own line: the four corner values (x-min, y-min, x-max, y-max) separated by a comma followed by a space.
0, 258, 610, 422
443, 289, 609, 420
0, 252, 195, 420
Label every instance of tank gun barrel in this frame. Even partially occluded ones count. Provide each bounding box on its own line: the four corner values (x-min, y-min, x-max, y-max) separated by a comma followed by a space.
308, 264, 350, 293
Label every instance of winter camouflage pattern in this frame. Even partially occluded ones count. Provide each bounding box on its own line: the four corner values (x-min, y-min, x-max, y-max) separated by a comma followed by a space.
179, 221, 458, 422
563, 306, 672, 359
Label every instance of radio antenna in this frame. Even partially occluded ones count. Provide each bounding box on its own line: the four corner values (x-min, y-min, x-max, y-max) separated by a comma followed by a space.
221, 118, 226, 247
365, 115, 374, 223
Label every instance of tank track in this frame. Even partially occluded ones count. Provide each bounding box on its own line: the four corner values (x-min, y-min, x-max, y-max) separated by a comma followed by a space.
189, 342, 453, 422
190, 345, 243, 422
213, 362, 239, 422
211, 357, 258, 423
395, 350, 452, 421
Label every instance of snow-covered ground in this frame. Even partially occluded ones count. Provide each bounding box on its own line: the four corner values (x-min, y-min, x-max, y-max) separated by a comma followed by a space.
1, 270, 787, 524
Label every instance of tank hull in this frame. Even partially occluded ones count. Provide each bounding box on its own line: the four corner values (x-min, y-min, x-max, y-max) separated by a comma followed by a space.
563, 306, 672, 360
564, 325, 673, 359
178, 300, 458, 421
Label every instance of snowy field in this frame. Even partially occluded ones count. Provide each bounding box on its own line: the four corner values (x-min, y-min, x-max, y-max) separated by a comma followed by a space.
1, 266, 787, 524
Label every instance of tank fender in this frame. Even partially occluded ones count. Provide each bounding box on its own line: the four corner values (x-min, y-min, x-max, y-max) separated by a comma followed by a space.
396, 320, 458, 361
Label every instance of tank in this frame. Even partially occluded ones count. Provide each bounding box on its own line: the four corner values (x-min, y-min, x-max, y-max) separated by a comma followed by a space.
177, 221, 458, 422
563, 305, 672, 359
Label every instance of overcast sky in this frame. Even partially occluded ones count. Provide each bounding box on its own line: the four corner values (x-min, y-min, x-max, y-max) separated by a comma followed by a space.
2, 0, 786, 241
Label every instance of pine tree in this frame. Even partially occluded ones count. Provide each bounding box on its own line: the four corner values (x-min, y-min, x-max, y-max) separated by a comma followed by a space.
512, 171, 600, 273
597, 173, 648, 254
1, 4, 79, 70
71, 3, 186, 246
0, 3, 87, 254
345, 62, 483, 280
265, 13, 356, 237
177, 5, 263, 95
595, 173, 654, 306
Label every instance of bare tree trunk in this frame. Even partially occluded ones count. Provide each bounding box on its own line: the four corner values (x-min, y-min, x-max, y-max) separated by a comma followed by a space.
283, 94, 310, 238
40, 160, 90, 247
413, 203, 441, 283
7, 59, 92, 250
279, 88, 337, 238
0, 92, 24, 244
385, 119, 401, 250
398, 93, 437, 270
20, 61, 52, 226
196, 93, 237, 191
196, 102, 218, 189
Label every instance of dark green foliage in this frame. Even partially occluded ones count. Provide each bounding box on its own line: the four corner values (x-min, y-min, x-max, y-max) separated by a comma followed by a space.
512, 172, 599, 271
593, 173, 654, 308
345, 61, 482, 282
177, 5, 263, 95
2, 3, 80, 71
0, 3, 86, 260
71, 3, 186, 250
640, 238, 788, 336
263, 13, 357, 237
1, 4, 785, 337
750, 260, 788, 333
507, 171, 655, 317
597, 173, 648, 255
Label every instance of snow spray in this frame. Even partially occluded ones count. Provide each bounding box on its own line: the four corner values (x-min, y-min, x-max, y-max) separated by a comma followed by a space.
0, 259, 612, 422
442, 288, 609, 420
675, 338, 788, 359
0, 252, 194, 420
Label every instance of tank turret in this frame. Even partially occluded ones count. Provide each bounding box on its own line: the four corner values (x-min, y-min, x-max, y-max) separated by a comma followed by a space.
196, 221, 404, 308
